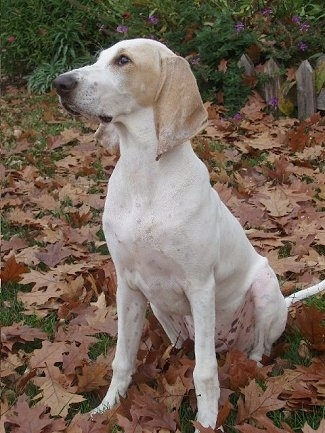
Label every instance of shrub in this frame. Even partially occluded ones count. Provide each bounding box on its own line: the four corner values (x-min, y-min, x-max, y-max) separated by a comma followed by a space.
2, 0, 324, 114
1, 0, 108, 83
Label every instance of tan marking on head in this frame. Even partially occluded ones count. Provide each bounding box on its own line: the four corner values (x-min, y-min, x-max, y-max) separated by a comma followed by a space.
154, 56, 208, 159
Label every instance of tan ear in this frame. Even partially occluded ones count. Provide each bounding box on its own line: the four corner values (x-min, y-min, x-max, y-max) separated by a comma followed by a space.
154, 56, 208, 159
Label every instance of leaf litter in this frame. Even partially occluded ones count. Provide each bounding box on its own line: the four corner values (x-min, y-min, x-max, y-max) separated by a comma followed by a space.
1, 89, 324, 432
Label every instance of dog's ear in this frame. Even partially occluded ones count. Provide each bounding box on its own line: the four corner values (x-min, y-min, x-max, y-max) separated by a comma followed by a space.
154, 56, 208, 159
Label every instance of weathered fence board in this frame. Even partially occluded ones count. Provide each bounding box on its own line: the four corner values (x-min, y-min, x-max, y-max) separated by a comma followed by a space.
263, 58, 281, 106
296, 60, 316, 119
238, 54, 325, 119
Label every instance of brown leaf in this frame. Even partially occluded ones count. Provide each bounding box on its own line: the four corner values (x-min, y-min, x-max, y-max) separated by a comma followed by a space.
293, 304, 325, 350
237, 379, 286, 424
1, 322, 46, 350
192, 421, 217, 432
35, 240, 73, 267
77, 355, 110, 392
0, 236, 28, 253
218, 59, 228, 73
29, 340, 68, 369
1, 255, 29, 283
302, 419, 325, 433
67, 412, 111, 433
258, 188, 295, 217
117, 391, 177, 432
5, 395, 55, 433
62, 341, 90, 376
33, 364, 85, 417
240, 91, 266, 121
160, 374, 186, 413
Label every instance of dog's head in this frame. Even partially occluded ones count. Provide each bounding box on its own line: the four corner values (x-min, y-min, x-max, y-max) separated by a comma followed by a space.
53, 38, 207, 158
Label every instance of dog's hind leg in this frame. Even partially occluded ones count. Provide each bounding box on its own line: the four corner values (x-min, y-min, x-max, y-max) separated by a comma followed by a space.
249, 264, 287, 362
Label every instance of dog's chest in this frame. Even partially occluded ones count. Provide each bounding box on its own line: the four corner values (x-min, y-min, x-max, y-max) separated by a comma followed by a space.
103, 193, 191, 315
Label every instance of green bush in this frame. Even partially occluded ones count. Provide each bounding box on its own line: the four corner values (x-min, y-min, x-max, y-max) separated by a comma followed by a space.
2, 0, 325, 114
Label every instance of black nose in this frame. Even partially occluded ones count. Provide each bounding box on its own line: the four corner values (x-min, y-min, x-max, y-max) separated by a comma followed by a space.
53, 74, 78, 96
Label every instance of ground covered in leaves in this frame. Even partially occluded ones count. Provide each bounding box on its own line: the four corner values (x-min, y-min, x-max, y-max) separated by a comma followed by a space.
1, 87, 325, 433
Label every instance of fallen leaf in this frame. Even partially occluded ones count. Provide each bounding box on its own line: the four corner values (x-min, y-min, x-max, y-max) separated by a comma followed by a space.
1, 255, 29, 283
237, 379, 286, 424
5, 395, 61, 433
302, 419, 325, 433
33, 365, 85, 417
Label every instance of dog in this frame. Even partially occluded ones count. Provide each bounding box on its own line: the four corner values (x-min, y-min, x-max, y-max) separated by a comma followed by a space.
53, 38, 325, 430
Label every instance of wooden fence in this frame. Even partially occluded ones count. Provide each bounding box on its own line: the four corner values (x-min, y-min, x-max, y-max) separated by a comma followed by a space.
238, 54, 325, 119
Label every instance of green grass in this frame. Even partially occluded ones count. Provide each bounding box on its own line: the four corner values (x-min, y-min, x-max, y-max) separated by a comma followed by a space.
89, 333, 116, 360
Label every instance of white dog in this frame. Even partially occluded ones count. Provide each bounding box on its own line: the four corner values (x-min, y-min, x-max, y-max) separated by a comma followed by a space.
54, 38, 325, 430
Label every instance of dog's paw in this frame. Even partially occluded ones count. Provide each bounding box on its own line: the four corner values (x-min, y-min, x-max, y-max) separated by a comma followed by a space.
90, 402, 111, 417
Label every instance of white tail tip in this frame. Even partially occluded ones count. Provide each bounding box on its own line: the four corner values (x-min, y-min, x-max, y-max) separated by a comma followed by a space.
285, 280, 325, 307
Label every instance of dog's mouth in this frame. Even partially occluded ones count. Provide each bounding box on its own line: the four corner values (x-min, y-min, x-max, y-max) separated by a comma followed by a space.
61, 102, 112, 123
62, 102, 81, 116
98, 115, 113, 123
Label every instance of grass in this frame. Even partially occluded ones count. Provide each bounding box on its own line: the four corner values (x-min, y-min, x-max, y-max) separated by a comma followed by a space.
1, 87, 324, 432
89, 333, 116, 360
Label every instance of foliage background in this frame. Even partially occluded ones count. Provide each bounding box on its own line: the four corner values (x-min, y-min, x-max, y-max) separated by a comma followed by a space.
2, 0, 325, 113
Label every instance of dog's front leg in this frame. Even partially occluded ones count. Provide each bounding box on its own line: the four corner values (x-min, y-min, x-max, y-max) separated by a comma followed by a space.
191, 279, 219, 430
91, 282, 147, 414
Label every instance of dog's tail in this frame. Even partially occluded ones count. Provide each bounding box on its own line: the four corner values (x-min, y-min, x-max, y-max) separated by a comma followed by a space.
285, 280, 325, 307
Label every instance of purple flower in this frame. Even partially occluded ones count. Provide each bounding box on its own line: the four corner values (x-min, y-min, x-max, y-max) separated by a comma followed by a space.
189, 55, 200, 65
116, 25, 128, 34
300, 22, 311, 32
148, 15, 159, 25
232, 113, 242, 120
298, 41, 308, 51
235, 22, 245, 33
262, 8, 273, 15
268, 97, 279, 107
292, 15, 301, 23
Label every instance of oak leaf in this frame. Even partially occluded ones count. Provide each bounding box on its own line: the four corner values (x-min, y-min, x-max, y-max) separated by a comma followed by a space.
1, 352, 24, 377
117, 390, 177, 432
35, 240, 73, 267
0, 236, 28, 253
0, 255, 29, 283
293, 304, 325, 350
160, 374, 186, 412
5, 395, 58, 433
1, 322, 46, 350
77, 355, 110, 392
33, 365, 85, 417
67, 412, 111, 433
219, 350, 260, 391
29, 340, 67, 369
62, 341, 90, 376
237, 379, 286, 424
258, 188, 294, 217
19, 268, 65, 291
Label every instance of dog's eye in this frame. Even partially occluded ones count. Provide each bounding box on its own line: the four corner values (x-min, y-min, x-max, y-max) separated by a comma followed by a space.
116, 55, 131, 66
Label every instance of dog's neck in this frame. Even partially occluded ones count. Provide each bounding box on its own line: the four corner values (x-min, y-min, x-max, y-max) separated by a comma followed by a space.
113, 107, 158, 165
111, 106, 193, 197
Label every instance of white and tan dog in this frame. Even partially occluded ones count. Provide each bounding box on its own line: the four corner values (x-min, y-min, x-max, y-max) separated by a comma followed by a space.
54, 38, 325, 430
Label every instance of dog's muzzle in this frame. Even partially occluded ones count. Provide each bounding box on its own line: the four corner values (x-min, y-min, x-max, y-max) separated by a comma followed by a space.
53, 73, 112, 123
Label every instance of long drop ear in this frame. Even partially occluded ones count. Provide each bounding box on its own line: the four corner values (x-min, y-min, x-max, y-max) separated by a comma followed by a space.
154, 56, 208, 159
